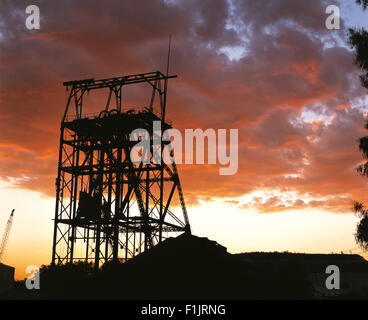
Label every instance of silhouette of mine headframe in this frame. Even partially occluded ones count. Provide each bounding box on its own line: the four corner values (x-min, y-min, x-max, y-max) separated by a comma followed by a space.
51, 71, 191, 269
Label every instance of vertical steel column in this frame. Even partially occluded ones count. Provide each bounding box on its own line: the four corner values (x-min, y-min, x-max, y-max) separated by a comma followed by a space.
51, 126, 65, 265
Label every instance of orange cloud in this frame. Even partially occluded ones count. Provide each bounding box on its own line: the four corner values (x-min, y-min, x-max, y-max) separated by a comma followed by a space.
0, 0, 367, 214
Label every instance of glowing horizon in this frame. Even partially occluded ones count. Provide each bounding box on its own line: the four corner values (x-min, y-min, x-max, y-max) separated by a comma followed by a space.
0, 180, 364, 281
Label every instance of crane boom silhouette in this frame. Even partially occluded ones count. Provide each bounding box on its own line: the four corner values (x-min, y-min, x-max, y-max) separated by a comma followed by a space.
0, 209, 15, 263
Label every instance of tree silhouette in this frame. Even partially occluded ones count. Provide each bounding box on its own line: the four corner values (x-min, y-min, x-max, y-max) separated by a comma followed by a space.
349, 28, 368, 92
349, 1, 368, 251
356, 0, 368, 10
353, 202, 368, 251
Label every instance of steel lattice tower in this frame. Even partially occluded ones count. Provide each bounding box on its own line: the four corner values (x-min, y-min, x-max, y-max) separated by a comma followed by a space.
51, 71, 190, 268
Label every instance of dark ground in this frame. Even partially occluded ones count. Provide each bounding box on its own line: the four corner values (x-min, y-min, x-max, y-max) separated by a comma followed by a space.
3, 234, 368, 300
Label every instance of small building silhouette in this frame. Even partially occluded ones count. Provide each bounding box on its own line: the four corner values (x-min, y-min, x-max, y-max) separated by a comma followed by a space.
0, 263, 14, 296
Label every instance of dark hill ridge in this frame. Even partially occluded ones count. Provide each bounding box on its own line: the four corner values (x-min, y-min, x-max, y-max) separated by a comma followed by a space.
13, 234, 368, 299
97, 234, 368, 299
96, 233, 244, 299
237, 251, 366, 261
124, 234, 368, 279
236, 252, 368, 272
125, 233, 230, 266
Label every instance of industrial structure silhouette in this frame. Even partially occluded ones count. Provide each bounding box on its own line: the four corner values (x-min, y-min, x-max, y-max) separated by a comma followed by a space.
51, 71, 190, 269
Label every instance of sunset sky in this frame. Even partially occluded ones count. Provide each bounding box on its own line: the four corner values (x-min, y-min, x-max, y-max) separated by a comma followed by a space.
1, 0, 368, 280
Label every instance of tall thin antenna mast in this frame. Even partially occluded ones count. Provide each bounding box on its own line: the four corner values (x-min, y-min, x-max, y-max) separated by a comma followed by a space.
163, 35, 172, 119
166, 34, 172, 76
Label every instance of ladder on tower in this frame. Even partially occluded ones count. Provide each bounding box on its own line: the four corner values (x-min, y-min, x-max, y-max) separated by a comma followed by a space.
0, 209, 15, 263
